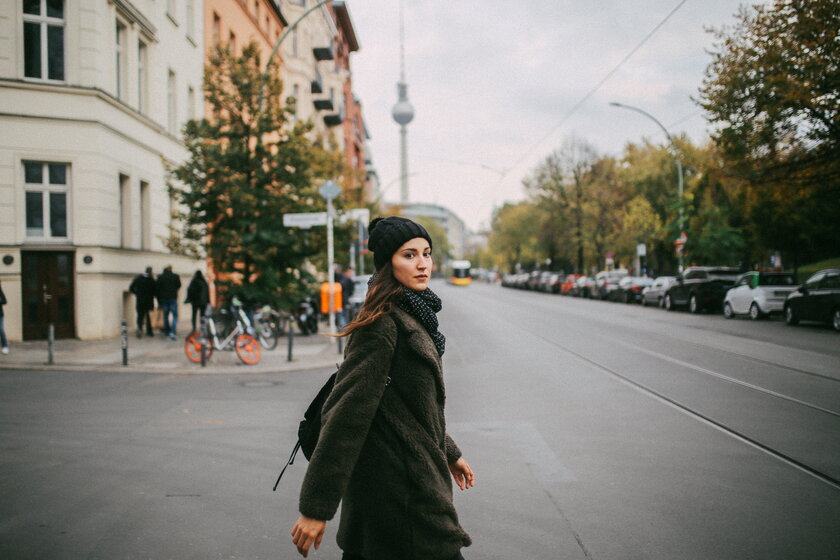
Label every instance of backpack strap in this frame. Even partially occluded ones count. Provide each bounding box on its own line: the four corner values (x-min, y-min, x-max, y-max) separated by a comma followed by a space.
272, 439, 301, 491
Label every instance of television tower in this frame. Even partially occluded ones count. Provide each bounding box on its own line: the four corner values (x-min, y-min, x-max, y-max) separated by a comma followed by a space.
391, 0, 414, 204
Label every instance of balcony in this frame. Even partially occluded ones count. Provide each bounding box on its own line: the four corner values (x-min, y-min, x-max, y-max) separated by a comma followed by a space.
313, 97, 334, 111
324, 107, 344, 127
310, 69, 324, 94
312, 45, 334, 61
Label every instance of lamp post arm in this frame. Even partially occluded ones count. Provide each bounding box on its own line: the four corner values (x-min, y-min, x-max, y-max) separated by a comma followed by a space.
258, 0, 331, 113
610, 101, 685, 271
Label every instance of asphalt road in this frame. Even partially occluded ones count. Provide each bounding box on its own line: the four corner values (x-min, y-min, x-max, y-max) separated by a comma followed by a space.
1, 281, 838, 559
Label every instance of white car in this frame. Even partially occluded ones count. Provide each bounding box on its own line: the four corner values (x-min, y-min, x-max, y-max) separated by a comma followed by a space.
641, 276, 676, 307
723, 271, 797, 320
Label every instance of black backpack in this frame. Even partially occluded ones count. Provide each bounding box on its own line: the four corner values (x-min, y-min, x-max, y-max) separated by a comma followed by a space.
272, 371, 336, 490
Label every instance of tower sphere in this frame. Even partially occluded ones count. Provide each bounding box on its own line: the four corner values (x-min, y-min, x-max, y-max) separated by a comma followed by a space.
392, 101, 415, 125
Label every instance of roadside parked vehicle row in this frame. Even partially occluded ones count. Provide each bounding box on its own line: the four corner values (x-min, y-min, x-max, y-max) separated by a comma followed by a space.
501, 267, 840, 332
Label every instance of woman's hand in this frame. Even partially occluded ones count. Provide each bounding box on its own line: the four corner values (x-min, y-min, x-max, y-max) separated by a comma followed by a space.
449, 457, 476, 491
291, 515, 327, 557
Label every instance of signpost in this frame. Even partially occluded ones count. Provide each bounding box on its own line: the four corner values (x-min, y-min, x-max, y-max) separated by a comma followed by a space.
282, 187, 373, 338
318, 180, 341, 336
282, 212, 327, 229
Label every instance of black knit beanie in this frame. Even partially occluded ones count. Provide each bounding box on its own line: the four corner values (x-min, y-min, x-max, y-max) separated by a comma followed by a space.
368, 216, 433, 270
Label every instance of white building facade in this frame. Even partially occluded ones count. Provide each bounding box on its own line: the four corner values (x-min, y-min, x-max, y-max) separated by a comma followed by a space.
277, 0, 342, 145
394, 202, 469, 261
0, 0, 205, 340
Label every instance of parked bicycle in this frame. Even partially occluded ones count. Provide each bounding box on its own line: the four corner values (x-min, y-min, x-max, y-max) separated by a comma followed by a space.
185, 300, 261, 365
252, 304, 290, 350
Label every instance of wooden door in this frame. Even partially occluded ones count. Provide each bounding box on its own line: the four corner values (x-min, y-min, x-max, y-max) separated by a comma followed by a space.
21, 251, 76, 340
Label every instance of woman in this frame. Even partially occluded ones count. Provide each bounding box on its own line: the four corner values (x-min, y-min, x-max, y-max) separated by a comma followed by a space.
291, 216, 475, 560
185, 270, 209, 333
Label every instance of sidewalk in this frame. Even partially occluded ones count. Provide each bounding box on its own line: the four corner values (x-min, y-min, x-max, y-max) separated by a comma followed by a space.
0, 328, 343, 375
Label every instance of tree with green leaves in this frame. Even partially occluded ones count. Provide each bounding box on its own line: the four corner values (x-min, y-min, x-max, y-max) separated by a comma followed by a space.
488, 201, 541, 272
523, 136, 600, 273
698, 0, 840, 266
169, 42, 346, 308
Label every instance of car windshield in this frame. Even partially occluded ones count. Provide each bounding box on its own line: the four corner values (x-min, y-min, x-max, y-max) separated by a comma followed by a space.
708, 269, 740, 280
758, 274, 794, 286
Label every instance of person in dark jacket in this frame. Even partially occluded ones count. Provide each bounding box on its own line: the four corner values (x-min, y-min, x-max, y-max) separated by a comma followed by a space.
0, 279, 8, 354
129, 267, 156, 338
185, 270, 210, 332
336, 265, 355, 328
156, 265, 182, 339
291, 216, 474, 560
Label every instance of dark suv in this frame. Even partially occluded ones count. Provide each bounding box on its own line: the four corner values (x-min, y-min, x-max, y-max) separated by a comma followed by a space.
784, 268, 840, 332
664, 267, 741, 313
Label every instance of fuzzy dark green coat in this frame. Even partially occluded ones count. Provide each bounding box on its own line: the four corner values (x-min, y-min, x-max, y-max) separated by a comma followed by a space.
299, 309, 471, 560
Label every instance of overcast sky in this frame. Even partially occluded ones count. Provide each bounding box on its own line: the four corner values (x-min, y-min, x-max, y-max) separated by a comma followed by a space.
346, 0, 747, 231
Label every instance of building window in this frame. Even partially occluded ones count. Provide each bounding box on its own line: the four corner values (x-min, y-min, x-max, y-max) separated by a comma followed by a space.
186, 0, 195, 40
119, 173, 131, 247
140, 181, 151, 250
137, 40, 148, 113
115, 21, 127, 99
187, 85, 195, 120
167, 0, 176, 22
167, 69, 177, 134
23, 0, 65, 81
212, 12, 220, 46
24, 161, 69, 239
229, 31, 237, 53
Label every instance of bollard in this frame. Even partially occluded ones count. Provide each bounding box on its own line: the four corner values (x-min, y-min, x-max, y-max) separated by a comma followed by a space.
47, 323, 54, 365
199, 315, 207, 367
287, 322, 294, 362
121, 320, 128, 366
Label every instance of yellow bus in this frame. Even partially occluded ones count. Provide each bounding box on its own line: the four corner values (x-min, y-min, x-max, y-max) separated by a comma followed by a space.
448, 260, 472, 286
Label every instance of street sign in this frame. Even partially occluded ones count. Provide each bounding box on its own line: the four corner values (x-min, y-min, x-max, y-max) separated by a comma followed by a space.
318, 180, 340, 201
339, 208, 370, 224
637, 243, 646, 257
674, 231, 687, 255
283, 212, 327, 229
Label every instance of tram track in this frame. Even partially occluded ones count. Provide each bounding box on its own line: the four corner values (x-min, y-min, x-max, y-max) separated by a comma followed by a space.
471, 287, 840, 491
526, 326, 840, 491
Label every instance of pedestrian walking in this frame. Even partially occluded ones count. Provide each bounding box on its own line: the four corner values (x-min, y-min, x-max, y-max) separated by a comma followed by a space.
0, 279, 9, 354
129, 267, 156, 338
291, 216, 474, 560
185, 270, 210, 333
336, 265, 355, 329
156, 265, 182, 339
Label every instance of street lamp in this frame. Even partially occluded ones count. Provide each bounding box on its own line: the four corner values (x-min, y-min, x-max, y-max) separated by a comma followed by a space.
257, 0, 332, 113
609, 101, 685, 272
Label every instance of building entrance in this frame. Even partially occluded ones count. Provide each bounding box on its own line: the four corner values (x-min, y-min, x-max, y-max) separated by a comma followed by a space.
21, 251, 76, 340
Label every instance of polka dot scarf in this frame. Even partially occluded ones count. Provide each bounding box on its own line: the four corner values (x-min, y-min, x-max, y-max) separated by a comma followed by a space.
398, 288, 446, 357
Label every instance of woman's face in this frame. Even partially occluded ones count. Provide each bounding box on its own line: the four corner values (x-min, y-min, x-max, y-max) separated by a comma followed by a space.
391, 237, 432, 291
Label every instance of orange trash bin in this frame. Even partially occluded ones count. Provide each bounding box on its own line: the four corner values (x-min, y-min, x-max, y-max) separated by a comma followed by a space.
320, 282, 343, 314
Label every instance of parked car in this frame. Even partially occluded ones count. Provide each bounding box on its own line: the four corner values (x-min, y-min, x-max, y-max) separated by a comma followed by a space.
570, 276, 596, 298
526, 271, 542, 291
664, 267, 741, 313
610, 276, 654, 303
560, 273, 584, 295
641, 276, 676, 307
536, 271, 555, 293
348, 274, 372, 320
548, 273, 563, 294
593, 269, 629, 300
783, 268, 840, 331
723, 271, 796, 320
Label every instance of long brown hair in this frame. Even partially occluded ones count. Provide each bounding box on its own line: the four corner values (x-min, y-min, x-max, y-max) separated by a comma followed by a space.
338, 262, 403, 337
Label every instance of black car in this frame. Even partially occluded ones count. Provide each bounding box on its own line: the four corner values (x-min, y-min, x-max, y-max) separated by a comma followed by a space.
664, 266, 741, 313
784, 268, 840, 332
